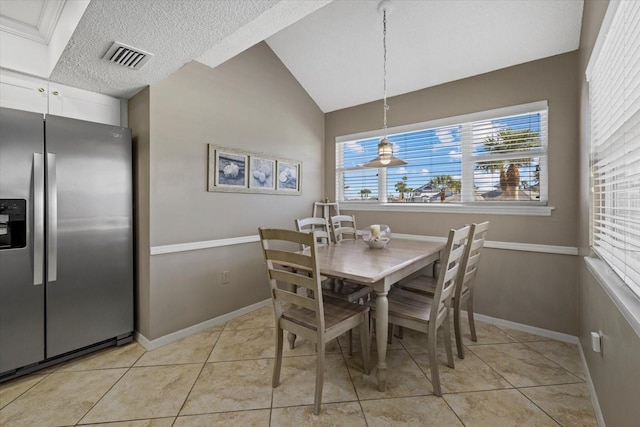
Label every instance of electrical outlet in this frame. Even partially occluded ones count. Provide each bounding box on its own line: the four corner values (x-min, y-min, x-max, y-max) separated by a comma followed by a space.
221, 270, 231, 284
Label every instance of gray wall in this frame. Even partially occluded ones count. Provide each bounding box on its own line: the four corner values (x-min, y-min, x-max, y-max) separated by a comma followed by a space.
129, 42, 324, 339
325, 52, 580, 335
578, 1, 640, 426
128, 87, 151, 337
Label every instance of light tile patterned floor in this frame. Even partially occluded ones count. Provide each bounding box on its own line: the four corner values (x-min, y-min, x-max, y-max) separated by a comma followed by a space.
0, 305, 598, 426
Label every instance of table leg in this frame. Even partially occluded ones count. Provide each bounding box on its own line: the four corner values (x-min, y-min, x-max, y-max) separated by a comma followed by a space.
375, 291, 389, 391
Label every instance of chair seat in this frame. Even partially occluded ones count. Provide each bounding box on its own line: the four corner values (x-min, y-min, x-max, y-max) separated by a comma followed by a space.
283, 296, 369, 334
322, 279, 374, 303
400, 275, 471, 302
399, 274, 437, 295
367, 288, 434, 323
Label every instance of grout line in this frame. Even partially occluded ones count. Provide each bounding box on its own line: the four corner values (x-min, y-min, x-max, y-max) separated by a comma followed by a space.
441, 394, 467, 426
515, 387, 563, 426
521, 341, 586, 381
0, 372, 49, 411
174, 360, 208, 419
73, 348, 144, 425
464, 343, 518, 389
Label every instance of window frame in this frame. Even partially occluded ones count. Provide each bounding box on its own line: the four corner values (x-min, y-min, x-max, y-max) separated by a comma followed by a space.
335, 101, 552, 216
586, 0, 640, 300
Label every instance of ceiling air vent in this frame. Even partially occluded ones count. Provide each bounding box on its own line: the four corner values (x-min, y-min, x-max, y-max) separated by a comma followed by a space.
102, 42, 153, 70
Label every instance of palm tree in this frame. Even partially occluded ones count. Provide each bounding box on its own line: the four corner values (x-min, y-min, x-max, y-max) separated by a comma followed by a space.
428, 175, 461, 202
475, 128, 540, 199
394, 176, 409, 201
429, 175, 460, 191
360, 188, 371, 199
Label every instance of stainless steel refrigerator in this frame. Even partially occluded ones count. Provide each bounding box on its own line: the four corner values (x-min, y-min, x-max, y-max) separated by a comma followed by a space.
0, 107, 133, 378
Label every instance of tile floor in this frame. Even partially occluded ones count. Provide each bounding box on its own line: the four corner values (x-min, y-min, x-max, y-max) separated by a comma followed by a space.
0, 305, 598, 426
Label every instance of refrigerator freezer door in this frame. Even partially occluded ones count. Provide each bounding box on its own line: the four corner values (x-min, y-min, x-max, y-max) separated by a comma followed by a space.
44, 115, 133, 358
0, 108, 45, 373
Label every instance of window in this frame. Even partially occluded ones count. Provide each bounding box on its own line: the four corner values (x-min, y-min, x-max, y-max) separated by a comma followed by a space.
587, 0, 640, 298
335, 102, 548, 208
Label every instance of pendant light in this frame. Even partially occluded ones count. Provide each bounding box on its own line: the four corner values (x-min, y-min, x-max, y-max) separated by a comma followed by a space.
364, 0, 407, 168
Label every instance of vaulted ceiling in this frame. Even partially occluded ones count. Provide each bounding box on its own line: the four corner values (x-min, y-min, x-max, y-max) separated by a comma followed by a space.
0, 0, 584, 113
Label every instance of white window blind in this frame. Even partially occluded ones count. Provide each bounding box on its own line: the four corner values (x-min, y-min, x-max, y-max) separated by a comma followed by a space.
587, 0, 640, 298
336, 102, 548, 206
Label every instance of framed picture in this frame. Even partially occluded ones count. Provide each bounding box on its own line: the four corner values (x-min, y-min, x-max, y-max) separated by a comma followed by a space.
207, 144, 300, 195
215, 149, 248, 188
249, 156, 276, 190
276, 160, 300, 193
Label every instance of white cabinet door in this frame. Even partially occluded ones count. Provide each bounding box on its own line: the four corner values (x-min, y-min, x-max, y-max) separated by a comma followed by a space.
0, 70, 121, 126
0, 71, 48, 114
48, 83, 121, 126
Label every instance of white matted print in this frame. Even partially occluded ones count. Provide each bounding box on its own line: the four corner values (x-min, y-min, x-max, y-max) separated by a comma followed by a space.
276, 161, 300, 193
207, 144, 300, 195
249, 157, 276, 190
215, 150, 248, 187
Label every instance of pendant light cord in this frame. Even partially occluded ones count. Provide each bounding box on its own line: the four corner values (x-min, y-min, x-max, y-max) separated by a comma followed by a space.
383, 8, 389, 139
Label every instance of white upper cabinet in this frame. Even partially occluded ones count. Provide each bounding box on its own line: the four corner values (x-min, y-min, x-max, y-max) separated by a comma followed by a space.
0, 72, 48, 114
0, 70, 121, 126
48, 83, 121, 126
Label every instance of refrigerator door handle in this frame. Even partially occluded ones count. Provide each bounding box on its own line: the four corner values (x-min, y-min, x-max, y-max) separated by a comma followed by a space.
33, 153, 44, 285
47, 152, 57, 283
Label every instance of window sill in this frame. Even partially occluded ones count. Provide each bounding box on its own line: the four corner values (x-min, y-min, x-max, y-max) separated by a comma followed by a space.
584, 256, 640, 338
339, 201, 554, 216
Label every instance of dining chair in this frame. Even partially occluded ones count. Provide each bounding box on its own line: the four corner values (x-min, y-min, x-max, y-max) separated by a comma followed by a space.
296, 215, 373, 354
330, 214, 359, 243
369, 225, 469, 396
294, 217, 332, 247
327, 214, 375, 355
399, 221, 489, 358
259, 228, 371, 415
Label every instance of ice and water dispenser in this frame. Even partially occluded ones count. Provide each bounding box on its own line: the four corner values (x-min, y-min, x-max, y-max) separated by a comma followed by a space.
0, 199, 26, 250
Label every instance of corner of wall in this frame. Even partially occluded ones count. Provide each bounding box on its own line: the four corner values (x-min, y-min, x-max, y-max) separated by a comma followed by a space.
127, 87, 151, 338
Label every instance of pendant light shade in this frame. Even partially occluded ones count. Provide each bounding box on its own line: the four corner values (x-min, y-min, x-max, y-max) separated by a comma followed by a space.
364, 138, 407, 167
364, 0, 407, 168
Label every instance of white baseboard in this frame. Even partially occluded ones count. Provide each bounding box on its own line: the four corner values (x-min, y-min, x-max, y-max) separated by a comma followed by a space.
134, 299, 271, 351
577, 342, 606, 427
471, 311, 579, 344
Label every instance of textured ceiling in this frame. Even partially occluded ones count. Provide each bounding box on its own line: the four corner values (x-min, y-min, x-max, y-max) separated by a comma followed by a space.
48, 0, 330, 99
266, 0, 584, 112
3, 0, 584, 111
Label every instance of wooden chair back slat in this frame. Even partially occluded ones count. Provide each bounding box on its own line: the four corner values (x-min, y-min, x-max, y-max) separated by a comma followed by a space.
264, 249, 314, 271
295, 217, 332, 247
269, 269, 317, 292
431, 226, 470, 321
456, 221, 489, 300
330, 214, 358, 243
259, 227, 324, 328
273, 288, 317, 311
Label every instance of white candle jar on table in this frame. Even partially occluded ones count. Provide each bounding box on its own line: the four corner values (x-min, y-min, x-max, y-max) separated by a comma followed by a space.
362, 224, 391, 248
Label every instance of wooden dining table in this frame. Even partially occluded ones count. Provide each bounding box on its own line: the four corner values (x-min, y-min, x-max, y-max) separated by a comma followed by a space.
312, 237, 445, 392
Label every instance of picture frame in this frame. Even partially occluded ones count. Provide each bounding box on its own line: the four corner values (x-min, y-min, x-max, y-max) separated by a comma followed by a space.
215, 149, 248, 188
249, 156, 276, 190
276, 160, 301, 193
207, 144, 301, 195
